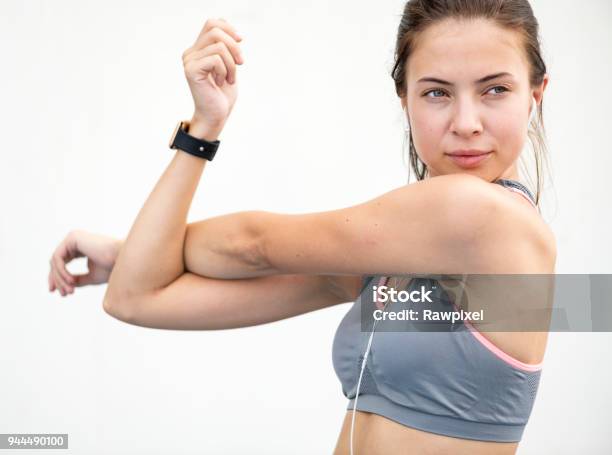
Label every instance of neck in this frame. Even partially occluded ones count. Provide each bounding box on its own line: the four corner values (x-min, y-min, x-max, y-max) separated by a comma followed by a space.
425, 165, 520, 182
495, 164, 520, 181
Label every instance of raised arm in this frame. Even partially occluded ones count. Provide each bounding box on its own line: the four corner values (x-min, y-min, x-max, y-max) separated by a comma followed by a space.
101, 19, 366, 328
103, 18, 246, 308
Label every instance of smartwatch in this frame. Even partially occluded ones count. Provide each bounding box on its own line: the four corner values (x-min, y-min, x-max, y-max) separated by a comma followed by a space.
168, 120, 220, 161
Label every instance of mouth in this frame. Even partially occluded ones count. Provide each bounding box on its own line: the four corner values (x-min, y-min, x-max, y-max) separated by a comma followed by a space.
445, 150, 493, 168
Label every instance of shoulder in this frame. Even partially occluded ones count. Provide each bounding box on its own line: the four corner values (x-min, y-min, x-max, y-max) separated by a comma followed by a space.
404, 173, 501, 215
359, 173, 501, 227
468, 178, 557, 273
410, 174, 556, 273
399, 173, 511, 238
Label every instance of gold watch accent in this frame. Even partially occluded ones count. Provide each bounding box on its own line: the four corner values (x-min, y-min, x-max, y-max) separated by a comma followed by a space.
168, 120, 190, 149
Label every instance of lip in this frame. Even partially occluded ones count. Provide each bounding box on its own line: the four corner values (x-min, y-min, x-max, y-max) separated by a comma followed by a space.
447, 149, 491, 156
445, 150, 493, 168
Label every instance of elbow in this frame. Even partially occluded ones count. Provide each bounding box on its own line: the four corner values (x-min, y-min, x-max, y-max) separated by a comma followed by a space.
103, 290, 140, 325
242, 210, 272, 272
183, 210, 270, 277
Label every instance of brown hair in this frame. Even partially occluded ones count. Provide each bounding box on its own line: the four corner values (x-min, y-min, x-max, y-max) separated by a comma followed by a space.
391, 0, 549, 206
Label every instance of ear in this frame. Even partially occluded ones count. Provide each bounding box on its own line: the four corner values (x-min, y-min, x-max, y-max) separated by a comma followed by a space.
400, 96, 407, 111
532, 73, 549, 105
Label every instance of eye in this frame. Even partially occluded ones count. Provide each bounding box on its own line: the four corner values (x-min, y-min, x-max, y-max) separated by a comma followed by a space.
486, 85, 509, 95
423, 88, 448, 98
422, 85, 510, 99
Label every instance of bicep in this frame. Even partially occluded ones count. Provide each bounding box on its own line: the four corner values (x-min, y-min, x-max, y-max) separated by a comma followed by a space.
258, 174, 496, 276
105, 272, 353, 330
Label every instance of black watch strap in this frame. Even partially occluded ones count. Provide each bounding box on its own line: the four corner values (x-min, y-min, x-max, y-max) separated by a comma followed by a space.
170, 121, 220, 161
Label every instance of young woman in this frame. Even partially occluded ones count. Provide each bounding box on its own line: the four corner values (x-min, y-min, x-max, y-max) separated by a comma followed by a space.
48, 1, 556, 453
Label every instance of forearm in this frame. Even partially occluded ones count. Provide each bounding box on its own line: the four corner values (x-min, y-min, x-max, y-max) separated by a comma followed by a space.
111, 212, 267, 284
105, 120, 222, 301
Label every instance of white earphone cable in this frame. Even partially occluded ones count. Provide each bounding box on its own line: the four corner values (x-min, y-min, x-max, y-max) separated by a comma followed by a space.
349, 323, 374, 455
349, 278, 391, 455
349, 96, 536, 449
348, 276, 466, 454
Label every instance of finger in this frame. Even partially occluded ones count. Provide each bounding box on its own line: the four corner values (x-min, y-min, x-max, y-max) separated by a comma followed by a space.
52, 264, 72, 296
185, 26, 244, 67
207, 27, 244, 65
48, 271, 56, 292
53, 251, 76, 287
185, 53, 227, 87
186, 42, 235, 85
53, 270, 66, 296
54, 239, 79, 286
218, 18, 243, 41
186, 41, 238, 84
49, 257, 65, 294
50, 255, 72, 294
196, 18, 242, 47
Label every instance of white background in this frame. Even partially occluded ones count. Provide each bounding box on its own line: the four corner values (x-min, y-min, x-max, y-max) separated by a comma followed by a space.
1, 0, 611, 453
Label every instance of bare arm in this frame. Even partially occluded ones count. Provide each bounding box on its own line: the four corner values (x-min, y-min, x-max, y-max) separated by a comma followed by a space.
48, 225, 363, 331
254, 174, 521, 276
104, 123, 216, 305
179, 171, 557, 279
104, 272, 362, 330
103, 123, 291, 307
104, 18, 263, 309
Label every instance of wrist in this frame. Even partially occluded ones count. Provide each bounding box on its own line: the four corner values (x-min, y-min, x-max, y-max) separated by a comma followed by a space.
111, 238, 124, 266
188, 117, 225, 142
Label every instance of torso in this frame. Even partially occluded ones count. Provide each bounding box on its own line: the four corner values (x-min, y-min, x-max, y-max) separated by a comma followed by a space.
333, 411, 521, 455
332, 181, 555, 455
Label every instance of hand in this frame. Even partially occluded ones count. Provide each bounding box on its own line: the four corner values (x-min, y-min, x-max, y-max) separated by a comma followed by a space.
48, 230, 122, 296
182, 18, 244, 131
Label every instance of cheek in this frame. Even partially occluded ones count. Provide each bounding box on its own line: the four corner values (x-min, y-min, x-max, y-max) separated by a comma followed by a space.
408, 102, 529, 166
410, 113, 445, 162
487, 110, 527, 159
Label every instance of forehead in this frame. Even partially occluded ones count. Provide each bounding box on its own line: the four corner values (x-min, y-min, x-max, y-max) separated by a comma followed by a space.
408, 18, 528, 83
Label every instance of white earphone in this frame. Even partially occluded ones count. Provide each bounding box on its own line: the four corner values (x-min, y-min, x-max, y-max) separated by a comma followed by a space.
528, 96, 538, 124
402, 105, 411, 136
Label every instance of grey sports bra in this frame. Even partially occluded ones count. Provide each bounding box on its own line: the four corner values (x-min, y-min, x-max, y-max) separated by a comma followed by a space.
331, 178, 542, 443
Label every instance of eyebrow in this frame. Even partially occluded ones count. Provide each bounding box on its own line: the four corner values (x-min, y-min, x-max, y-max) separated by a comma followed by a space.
416, 72, 514, 85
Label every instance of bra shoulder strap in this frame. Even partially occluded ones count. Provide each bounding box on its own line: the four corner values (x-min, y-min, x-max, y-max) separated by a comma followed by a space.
494, 179, 537, 208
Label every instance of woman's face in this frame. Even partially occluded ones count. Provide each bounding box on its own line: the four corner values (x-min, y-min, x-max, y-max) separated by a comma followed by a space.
402, 18, 548, 181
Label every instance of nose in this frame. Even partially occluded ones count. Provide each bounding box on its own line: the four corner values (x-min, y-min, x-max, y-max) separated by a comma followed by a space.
450, 100, 484, 138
